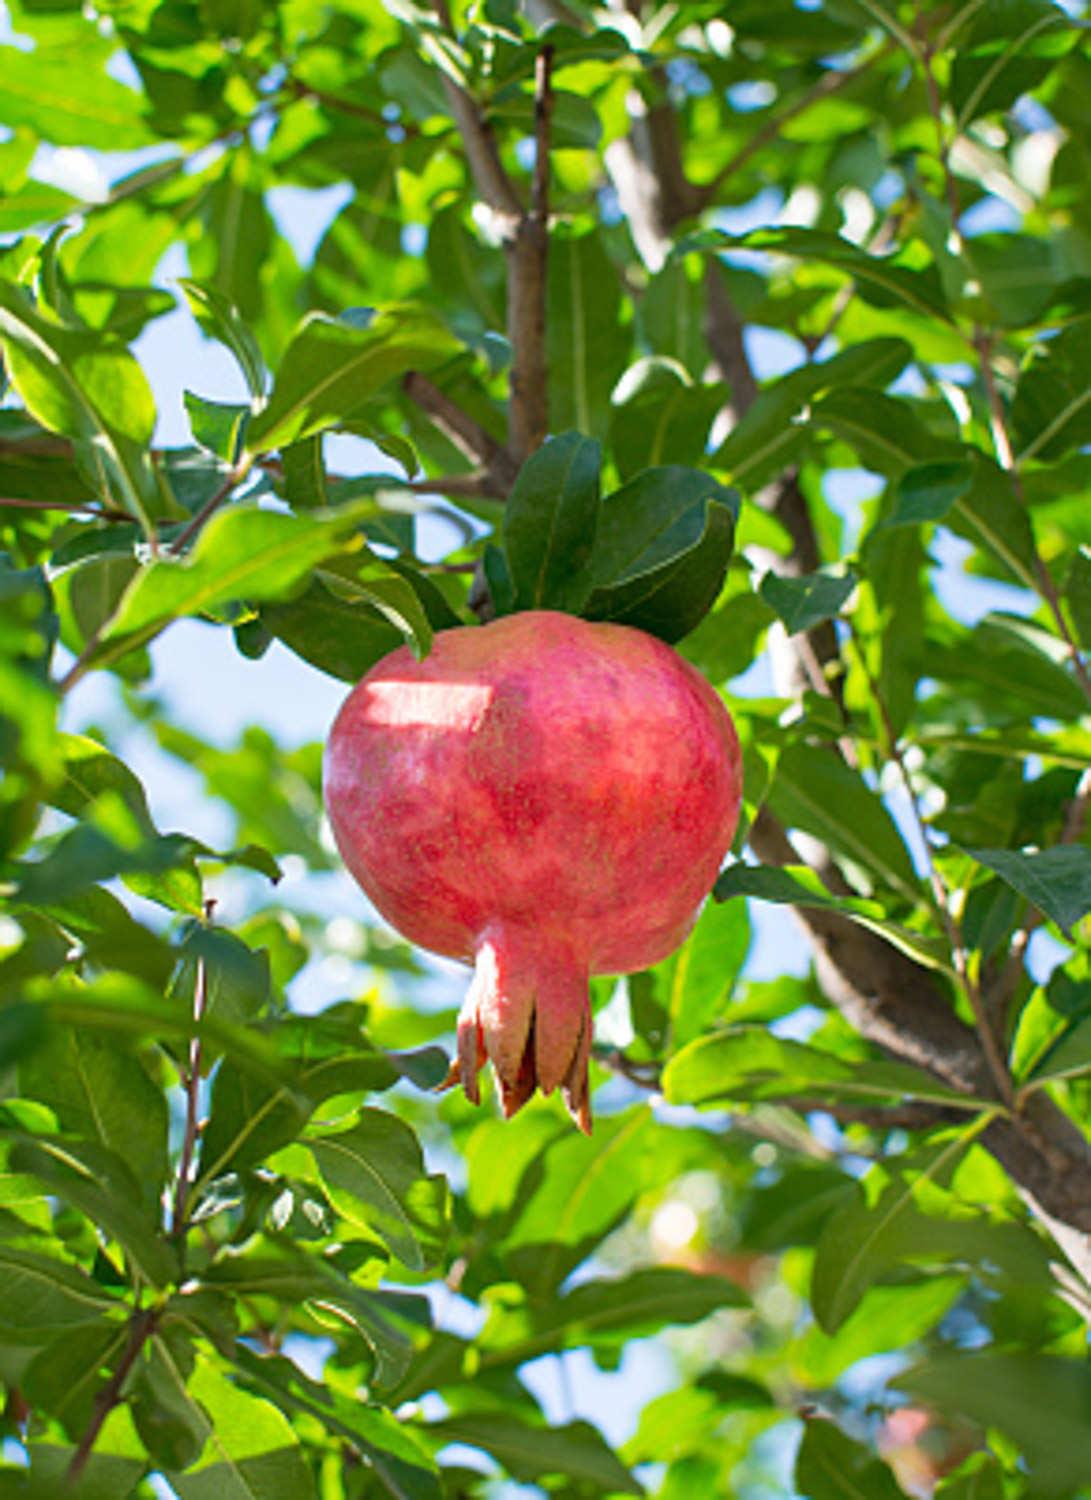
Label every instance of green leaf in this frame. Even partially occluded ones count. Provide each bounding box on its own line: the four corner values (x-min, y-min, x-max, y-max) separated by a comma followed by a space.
0, 47, 153, 149
131, 1332, 208, 1472
9, 1136, 177, 1287
160, 1353, 318, 1500
184, 391, 249, 463
1065, 545, 1091, 650
0, 1245, 118, 1341
316, 554, 433, 659
662, 1025, 983, 1113
423, 1413, 641, 1495
689, 227, 950, 321
525, 1266, 748, 1350
9, 973, 289, 1086
230, 1344, 442, 1500
18, 1026, 168, 1206
967, 844, 1091, 936
713, 862, 952, 973
768, 745, 922, 903
246, 307, 461, 453
202, 1248, 412, 1388
307, 1109, 448, 1272
1025, 1014, 1091, 1088
877, 458, 976, 529
951, 0, 1074, 128
502, 431, 601, 612
547, 229, 631, 439
759, 569, 857, 635
712, 337, 912, 486
181, 280, 267, 401
1012, 316, 1091, 464
26, 1405, 147, 1500
653, 896, 751, 1052
794, 1419, 905, 1500
506, 1108, 654, 1293
609, 359, 724, 480
22, 1322, 127, 1438
261, 576, 404, 683
810, 1134, 1047, 1334
85, 500, 377, 674
584, 467, 738, 643
0, 282, 161, 532
896, 1352, 1091, 1496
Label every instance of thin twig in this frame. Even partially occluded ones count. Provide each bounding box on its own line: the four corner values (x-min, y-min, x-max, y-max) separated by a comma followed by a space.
66, 1306, 160, 1483
170, 459, 253, 555
402, 372, 516, 490
172, 898, 215, 1240
0, 495, 132, 522
285, 76, 422, 134
696, 44, 896, 207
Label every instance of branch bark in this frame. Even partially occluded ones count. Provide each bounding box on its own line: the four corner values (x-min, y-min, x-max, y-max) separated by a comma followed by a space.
612, 37, 1091, 1250
506, 45, 553, 464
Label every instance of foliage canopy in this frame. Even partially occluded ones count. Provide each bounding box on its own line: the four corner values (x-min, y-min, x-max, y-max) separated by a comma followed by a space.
3, 0, 1091, 1496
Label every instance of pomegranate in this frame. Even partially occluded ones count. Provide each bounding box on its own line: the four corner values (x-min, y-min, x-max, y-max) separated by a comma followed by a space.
323, 610, 741, 1132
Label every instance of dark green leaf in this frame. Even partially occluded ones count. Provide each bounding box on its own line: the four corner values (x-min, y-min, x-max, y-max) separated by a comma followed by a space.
967, 844, 1091, 935
547, 229, 630, 439
713, 862, 951, 971
503, 431, 601, 612
663, 1025, 981, 1113
794, 1419, 905, 1500
1012, 317, 1091, 464
768, 745, 921, 903
584, 467, 737, 642
0, 1245, 118, 1341
423, 1413, 641, 1494
759, 569, 856, 635
896, 1352, 1091, 1496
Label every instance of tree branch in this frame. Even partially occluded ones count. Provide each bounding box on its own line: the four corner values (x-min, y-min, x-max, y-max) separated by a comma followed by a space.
506, 45, 553, 464
402, 372, 518, 492
66, 1306, 159, 1483
695, 48, 895, 210
430, 3, 522, 223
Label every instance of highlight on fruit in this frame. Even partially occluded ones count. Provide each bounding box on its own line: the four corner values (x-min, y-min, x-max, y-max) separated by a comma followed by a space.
323, 609, 742, 1132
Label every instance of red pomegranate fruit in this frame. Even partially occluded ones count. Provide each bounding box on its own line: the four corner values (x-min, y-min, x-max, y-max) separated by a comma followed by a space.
323, 610, 742, 1132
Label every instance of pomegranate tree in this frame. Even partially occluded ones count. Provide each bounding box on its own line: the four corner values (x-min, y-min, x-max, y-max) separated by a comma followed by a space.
323, 610, 741, 1131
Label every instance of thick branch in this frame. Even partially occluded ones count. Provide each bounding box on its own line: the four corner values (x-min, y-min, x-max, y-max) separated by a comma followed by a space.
506, 46, 553, 463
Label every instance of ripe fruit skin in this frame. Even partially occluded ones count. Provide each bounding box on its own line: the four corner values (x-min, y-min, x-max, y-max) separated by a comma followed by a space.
323, 610, 742, 1131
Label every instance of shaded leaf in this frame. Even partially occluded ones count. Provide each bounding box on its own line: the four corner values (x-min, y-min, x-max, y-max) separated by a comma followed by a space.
503, 431, 601, 612
760, 569, 856, 635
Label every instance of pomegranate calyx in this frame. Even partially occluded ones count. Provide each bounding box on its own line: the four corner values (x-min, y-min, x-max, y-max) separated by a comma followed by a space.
442, 924, 594, 1135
